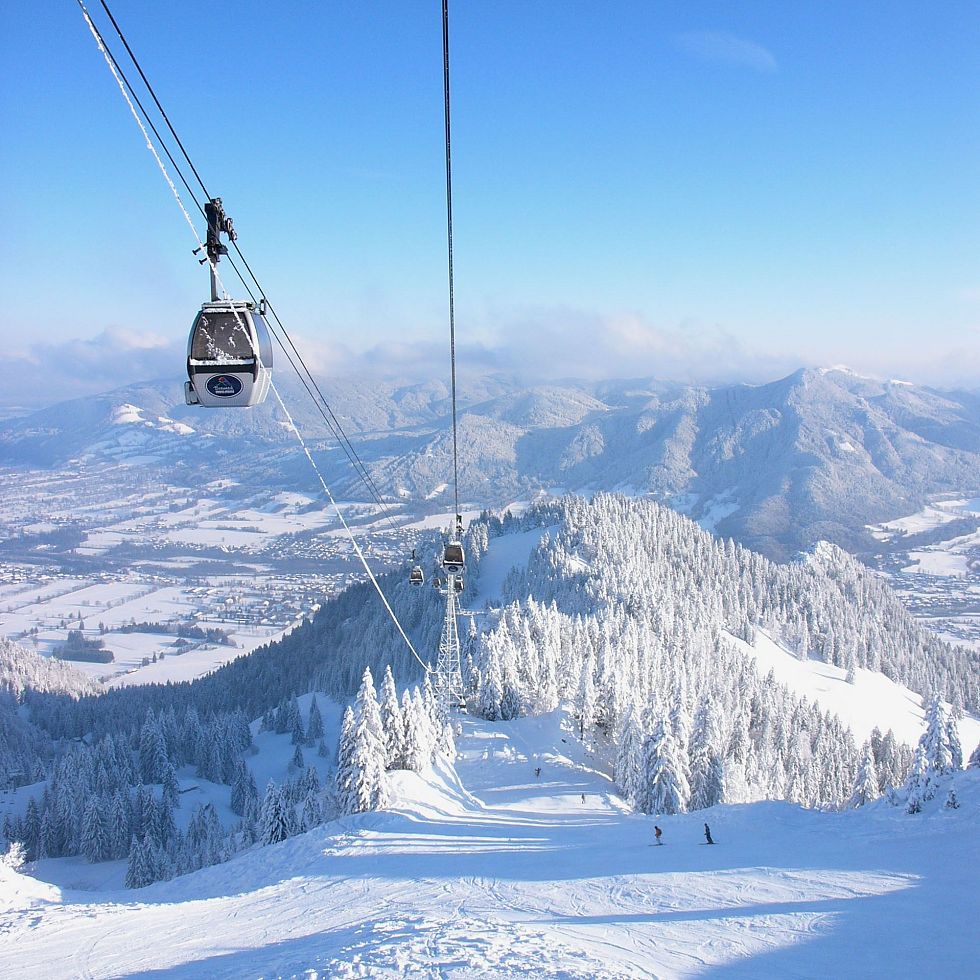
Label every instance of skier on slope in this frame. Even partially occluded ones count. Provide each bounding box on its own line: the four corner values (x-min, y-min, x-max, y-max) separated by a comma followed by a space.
704, 823, 714, 845
535, 767, 541, 779
654, 826, 663, 845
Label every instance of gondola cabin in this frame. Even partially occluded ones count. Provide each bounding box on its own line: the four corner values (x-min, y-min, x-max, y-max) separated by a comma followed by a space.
442, 541, 464, 573
184, 300, 273, 407
410, 565, 424, 587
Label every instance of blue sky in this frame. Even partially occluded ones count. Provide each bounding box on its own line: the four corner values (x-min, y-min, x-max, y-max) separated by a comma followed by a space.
1, 1, 978, 404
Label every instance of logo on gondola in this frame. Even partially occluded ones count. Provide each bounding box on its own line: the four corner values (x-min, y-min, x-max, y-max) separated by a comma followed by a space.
206, 375, 243, 398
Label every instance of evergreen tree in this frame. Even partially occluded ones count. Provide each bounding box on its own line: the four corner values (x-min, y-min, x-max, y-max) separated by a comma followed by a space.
162, 764, 180, 811
22, 798, 40, 862
343, 669, 390, 813
577, 659, 597, 741
635, 714, 689, 816
849, 741, 879, 808
919, 697, 960, 776
81, 796, 110, 863
904, 747, 929, 813
300, 790, 321, 831
124, 836, 151, 889
478, 646, 505, 722
404, 689, 435, 772
290, 697, 306, 746
379, 665, 406, 770
230, 763, 250, 816
335, 705, 357, 804
307, 695, 325, 744
138, 713, 169, 785
107, 791, 129, 859
259, 781, 292, 845
689, 694, 725, 811
615, 703, 643, 804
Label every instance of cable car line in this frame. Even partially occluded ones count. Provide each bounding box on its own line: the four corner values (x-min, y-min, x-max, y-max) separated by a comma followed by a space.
433, 0, 467, 716
79, 0, 401, 531
442, 0, 462, 524
269, 383, 432, 675
97, 0, 213, 204
75, 1, 426, 663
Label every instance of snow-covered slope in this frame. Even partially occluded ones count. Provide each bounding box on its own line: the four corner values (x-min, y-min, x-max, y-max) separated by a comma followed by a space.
2, 710, 977, 978
733, 628, 980, 749
0, 637, 97, 697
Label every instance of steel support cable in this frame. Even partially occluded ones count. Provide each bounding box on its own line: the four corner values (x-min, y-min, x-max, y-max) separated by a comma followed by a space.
76, 2, 207, 223
81, 0, 401, 532
76, 1, 426, 666
225, 245, 401, 532
442, 0, 461, 521
270, 382, 432, 674
98, 0, 212, 203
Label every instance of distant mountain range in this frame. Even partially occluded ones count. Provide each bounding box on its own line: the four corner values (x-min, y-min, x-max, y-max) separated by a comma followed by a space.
1, 368, 978, 561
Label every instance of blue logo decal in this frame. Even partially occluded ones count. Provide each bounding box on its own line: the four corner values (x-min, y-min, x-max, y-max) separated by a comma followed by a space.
206, 375, 243, 398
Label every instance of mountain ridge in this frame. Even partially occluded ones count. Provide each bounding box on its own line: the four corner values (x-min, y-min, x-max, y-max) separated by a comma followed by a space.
1, 367, 978, 560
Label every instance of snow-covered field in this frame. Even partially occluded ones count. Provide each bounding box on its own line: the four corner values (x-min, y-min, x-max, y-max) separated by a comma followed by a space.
2, 708, 977, 978
0, 576, 294, 685
865, 494, 980, 648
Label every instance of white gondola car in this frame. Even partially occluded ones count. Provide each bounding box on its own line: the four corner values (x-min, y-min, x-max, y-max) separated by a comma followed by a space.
184, 300, 273, 408
442, 541, 464, 573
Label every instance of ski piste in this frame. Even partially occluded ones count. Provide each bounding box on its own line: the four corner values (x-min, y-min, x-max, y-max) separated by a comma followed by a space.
3, 707, 977, 978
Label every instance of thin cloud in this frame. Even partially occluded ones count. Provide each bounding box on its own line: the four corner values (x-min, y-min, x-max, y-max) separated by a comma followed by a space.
2, 309, 976, 415
0, 328, 181, 408
673, 31, 778, 74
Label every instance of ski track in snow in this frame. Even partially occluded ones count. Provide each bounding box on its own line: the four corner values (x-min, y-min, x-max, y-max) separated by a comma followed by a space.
3, 707, 977, 979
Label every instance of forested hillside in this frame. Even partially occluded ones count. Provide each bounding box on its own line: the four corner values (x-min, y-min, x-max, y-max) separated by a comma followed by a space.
457, 496, 976, 813
4, 494, 977, 888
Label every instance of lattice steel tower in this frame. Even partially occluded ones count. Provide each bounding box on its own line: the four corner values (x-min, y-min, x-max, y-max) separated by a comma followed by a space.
435, 573, 464, 720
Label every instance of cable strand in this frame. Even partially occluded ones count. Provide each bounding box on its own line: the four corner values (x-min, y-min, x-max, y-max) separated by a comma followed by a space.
442, 0, 461, 522
270, 382, 431, 674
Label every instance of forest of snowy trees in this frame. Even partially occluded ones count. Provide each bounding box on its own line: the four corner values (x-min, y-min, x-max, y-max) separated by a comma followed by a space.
3, 493, 978, 887
475, 496, 979, 714
1, 663, 451, 887
455, 496, 978, 811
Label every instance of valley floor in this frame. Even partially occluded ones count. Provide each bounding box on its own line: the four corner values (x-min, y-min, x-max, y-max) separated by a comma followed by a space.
1, 711, 977, 979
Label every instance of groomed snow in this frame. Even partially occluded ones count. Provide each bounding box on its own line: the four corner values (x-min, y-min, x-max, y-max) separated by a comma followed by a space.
2, 709, 977, 978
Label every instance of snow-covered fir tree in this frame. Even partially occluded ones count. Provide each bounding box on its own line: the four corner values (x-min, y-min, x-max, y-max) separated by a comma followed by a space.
259, 781, 293, 845
337, 669, 389, 814
849, 741, 879, 808
634, 713, 690, 816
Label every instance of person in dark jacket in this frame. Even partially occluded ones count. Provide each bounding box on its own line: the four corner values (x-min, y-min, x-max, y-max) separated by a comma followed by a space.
704, 823, 714, 844
654, 825, 663, 845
